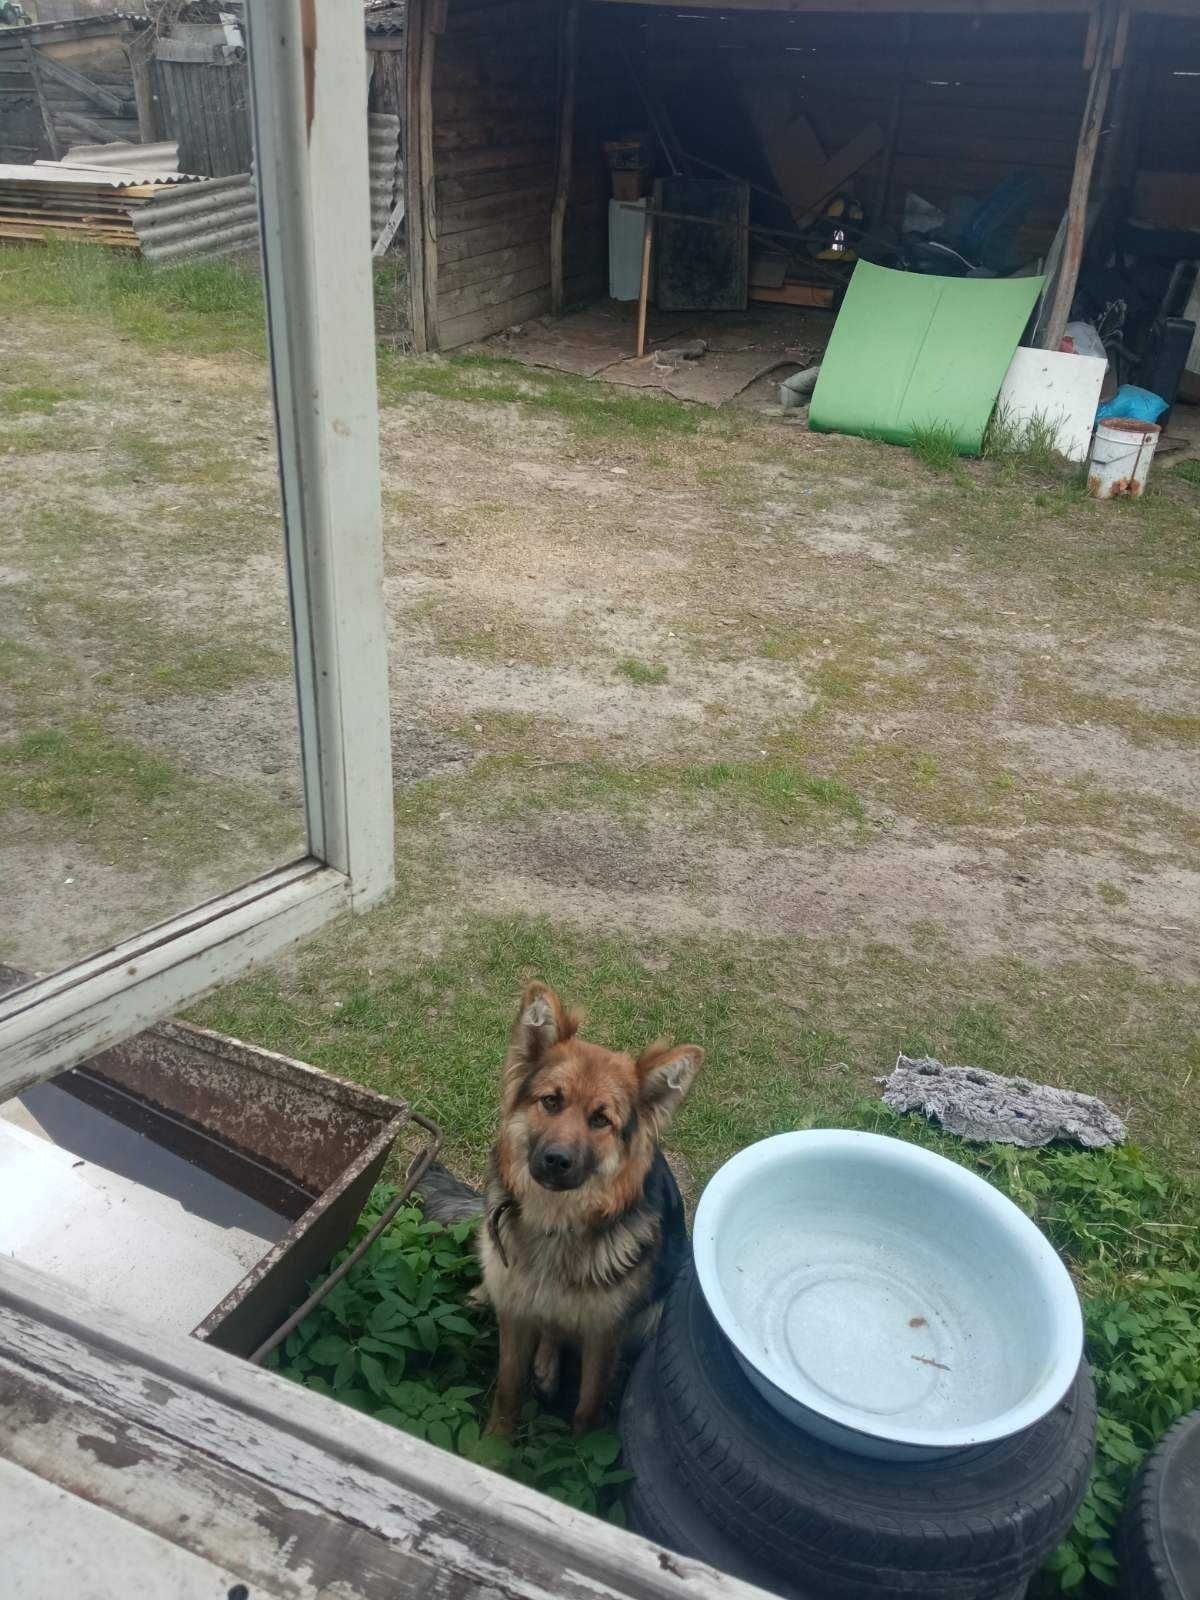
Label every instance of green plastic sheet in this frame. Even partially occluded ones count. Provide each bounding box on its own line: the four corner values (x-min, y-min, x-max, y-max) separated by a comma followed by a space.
808, 262, 1044, 456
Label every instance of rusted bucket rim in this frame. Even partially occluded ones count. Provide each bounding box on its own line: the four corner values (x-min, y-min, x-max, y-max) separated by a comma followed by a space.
1098, 418, 1162, 436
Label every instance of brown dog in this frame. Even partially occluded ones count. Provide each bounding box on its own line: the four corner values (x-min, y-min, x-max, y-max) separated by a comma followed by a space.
423, 982, 702, 1436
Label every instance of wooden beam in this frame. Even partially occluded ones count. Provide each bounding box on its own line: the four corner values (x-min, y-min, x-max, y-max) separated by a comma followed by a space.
373, 192, 407, 256
22, 39, 60, 160
56, 110, 125, 144
549, 0, 579, 316
635, 210, 653, 356
30, 46, 130, 116
1041, 0, 1125, 350
124, 33, 162, 143
871, 15, 913, 224
404, 0, 439, 351
0, 1255, 775, 1600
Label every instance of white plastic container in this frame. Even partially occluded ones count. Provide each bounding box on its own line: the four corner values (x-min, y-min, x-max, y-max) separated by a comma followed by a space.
1087, 418, 1161, 498
692, 1130, 1083, 1460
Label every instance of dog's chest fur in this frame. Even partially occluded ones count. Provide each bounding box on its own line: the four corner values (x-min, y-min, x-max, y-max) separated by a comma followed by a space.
480, 1176, 664, 1341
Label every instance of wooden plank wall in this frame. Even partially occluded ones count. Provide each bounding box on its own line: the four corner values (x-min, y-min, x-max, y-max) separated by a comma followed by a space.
155, 59, 253, 178
433, 0, 560, 348
0, 36, 42, 162
37, 34, 139, 149
0, 25, 138, 161
1136, 15, 1200, 183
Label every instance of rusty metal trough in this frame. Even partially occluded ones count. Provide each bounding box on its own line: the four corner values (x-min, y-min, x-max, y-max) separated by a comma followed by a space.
1, 966, 417, 1358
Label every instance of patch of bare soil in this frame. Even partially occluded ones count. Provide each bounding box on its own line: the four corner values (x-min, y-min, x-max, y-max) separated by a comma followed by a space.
443, 814, 1200, 983
5, 317, 1199, 992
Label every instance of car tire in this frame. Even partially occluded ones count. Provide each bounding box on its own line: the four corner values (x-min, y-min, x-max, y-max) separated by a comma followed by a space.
1118, 1408, 1200, 1599
654, 1265, 1094, 1597
620, 1345, 815, 1599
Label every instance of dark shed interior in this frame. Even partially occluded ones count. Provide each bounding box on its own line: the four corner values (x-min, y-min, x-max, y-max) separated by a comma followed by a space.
404, 0, 1200, 372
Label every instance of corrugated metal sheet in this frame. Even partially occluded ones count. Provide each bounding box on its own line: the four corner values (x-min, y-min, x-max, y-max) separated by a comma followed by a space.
62, 141, 182, 175
10, 162, 194, 188
368, 112, 400, 238
132, 171, 258, 266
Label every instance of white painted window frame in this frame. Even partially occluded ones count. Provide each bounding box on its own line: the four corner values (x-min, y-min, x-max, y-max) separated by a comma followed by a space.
0, 0, 394, 1099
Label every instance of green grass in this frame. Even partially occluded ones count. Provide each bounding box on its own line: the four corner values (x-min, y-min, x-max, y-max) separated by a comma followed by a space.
391, 751, 866, 841
0, 715, 300, 877
0, 721, 176, 819
194, 913, 1200, 1187
0, 242, 266, 357
104, 429, 241, 488
377, 351, 710, 442
1170, 458, 1200, 487
616, 657, 668, 686
910, 421, 963, 472
0, 383, 82, 416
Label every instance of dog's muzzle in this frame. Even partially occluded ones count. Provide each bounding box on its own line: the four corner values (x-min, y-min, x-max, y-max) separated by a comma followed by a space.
530, 1143, 588, 1191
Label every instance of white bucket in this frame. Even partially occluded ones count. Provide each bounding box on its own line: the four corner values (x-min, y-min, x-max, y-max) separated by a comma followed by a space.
1087, 418, 1161, 499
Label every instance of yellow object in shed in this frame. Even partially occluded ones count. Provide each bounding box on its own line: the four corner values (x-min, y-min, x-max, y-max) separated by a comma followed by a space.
813, 194, 863, 262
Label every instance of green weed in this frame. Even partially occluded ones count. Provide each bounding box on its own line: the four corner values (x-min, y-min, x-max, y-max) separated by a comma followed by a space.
984, 403, 1065, 470
910, 422, 962, 472
269, 1189, 631, 1520
616, 658, 668, 686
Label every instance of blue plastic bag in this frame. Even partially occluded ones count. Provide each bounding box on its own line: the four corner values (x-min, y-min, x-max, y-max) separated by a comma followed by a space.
1096, 385, 1169, 423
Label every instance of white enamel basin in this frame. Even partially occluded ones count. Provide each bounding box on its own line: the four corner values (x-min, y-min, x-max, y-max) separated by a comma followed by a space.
692, 1130, 1083, 1460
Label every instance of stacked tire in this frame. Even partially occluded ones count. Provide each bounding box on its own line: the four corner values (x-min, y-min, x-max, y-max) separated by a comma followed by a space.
1118, 1408, 1200, 1600
621, 1264, 1096, 1600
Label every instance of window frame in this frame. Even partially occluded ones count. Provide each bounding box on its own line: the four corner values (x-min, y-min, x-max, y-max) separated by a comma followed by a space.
0, 0, 394, 1098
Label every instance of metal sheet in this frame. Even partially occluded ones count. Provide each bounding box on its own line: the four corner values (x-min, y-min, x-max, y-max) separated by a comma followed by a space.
132, 171, 258, 264
62, 139, 182, 174
10, 161, 194, 188
368, 110, 400, 237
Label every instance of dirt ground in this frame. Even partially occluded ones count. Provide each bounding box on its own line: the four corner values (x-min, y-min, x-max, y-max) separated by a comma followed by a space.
3, 302, 1199, 1173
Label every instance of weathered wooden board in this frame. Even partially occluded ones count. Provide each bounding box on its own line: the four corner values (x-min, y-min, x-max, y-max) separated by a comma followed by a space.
0, 1256, 772, 1600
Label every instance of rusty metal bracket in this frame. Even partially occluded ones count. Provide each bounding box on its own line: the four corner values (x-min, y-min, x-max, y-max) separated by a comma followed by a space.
248, 1109, 443, 1366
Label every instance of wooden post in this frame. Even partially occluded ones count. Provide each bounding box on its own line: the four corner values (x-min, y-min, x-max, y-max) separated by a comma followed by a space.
871, 14, 913, 228
23, 40, 60, 160
635, 209, 653, 357
550, 0, 580, 317
126, 30, 163, 145
404, 0, 440, 352
1040, 0, 1125, 352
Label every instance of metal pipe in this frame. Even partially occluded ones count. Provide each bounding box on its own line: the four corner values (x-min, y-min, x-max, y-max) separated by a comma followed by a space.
248, 1110, 443, 1367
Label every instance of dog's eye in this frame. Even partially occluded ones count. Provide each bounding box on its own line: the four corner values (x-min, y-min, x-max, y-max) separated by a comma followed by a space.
540, 1094, 562, 1114
588, 1111, 611, 1131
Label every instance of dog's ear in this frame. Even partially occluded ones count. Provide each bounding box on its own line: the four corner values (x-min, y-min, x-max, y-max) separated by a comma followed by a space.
507, 982, 577, 1077
636, 1042, 703, 1138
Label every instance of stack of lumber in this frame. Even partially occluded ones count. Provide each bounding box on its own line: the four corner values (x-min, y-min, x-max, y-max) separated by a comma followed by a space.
0, 162, 198, 248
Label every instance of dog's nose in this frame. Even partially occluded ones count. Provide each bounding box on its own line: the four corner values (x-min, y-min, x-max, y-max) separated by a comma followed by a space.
541, 1146, 574, 1175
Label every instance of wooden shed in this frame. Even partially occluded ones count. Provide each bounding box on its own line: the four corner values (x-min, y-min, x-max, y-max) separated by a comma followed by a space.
0, 11, 152, 163
401, 0, 1200, 353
